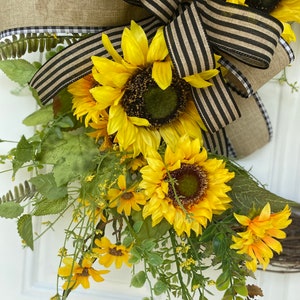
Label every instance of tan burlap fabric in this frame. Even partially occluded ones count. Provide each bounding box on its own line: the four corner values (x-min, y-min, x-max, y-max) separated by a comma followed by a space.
0, 0, 150, 31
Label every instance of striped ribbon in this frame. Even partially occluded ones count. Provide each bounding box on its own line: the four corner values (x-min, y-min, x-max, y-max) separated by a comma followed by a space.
25, 0, 294, 157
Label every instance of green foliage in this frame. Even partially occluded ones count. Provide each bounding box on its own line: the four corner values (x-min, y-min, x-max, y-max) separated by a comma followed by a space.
17, 214, 33, 250
0, 180, 35, 204
39, 130, 99, 186
23, 104, 54, 126
0, 202, 24, 218
0, 33, 89, 60
0, 59, 38, 85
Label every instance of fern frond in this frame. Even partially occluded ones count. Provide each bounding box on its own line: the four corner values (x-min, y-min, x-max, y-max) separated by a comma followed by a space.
0, 33, 89, 60
0, 180, 36, 203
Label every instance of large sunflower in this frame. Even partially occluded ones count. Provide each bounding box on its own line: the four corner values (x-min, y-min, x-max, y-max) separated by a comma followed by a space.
226, 0, 300, 42
85, 21, 218, 156
139, 136, 234, 236
230, 203, 291, 271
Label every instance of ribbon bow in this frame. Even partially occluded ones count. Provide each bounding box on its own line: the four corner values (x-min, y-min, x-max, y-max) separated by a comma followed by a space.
27, 0, 294, 157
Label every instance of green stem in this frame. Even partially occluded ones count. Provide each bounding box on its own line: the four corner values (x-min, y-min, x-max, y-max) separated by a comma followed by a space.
169, 230, 191, 300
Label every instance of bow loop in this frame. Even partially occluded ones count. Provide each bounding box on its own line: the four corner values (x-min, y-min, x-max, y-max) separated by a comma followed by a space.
197, 0, 283, 69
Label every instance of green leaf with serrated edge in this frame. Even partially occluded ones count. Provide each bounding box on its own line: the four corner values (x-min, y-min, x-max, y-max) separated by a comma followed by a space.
0, 59, 37, 85
209, 157, 300, 214
228, 170, 300, 214
23, 104, 54, 126
12, 135, 34, 176
0, 202, 24, 218
17, 214, 33, 250
39, 131, 99, 186
30, 173, 67, 200
131, 271, 146, 288
154, 280, 168, 296
34, 197, 68, 216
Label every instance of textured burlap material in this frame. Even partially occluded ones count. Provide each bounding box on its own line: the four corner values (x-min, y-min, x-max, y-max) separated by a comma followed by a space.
0, 0, 150, 31
223, 41, 291, 97
225, 93, 270, 158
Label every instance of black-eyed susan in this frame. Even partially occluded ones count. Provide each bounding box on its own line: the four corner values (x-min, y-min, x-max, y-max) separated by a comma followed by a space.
58, 256, 109, 290
86, 20, 218, 156
226, 0, 300, 42
107, 174, 146, 216
93, 237, 131, 269
139, 135, 234, 236
230, 203, 291, 271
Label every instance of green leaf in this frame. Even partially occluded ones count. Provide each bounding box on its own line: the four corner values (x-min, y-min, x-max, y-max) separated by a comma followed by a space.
34, 197, 68, 216
17, 214, 33, 250
0, 202, 24, 218
131, 211, 171, 242
154, 280, 168, 295
226, 160, 300, 214
23, 104, 54, 126
148, 252, 164, 266
0, 59, 37, 85
131, 271, 146, 288
12, 135, 35, 176
39, 131, 99, 186
216, 271, 230, 291
30, 173, 67, 200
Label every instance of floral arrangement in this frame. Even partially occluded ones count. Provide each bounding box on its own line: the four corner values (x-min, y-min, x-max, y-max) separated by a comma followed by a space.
0, 1, 300, 300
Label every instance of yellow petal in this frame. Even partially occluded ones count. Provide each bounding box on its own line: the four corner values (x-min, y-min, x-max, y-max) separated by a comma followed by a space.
130, 20, 149, 59
102, 33, 123, 63
122, 27, 146, 66
258, 203, 271, 222
183, 69, 219, 88
128, 116, 151, 127
281, 22, 296, 43
234, 213, 250, 226
147, 27, 168, 63
90, 86, 123, 109
152, 61, 172, 90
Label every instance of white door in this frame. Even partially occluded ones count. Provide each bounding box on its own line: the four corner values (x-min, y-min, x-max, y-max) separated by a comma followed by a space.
1, 25, 300, 300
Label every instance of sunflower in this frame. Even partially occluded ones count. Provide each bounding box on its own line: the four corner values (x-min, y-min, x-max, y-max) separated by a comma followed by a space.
58, 256, 109, 290
107, 174, 146, 216
139, 135, 234, 236
86, 20, 218, 156
93, 237, 132, 269
230, 203, 292, 272
226, 0, 300, 42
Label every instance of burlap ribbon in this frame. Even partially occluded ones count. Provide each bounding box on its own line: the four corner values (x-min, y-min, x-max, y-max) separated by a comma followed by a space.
0, 0, 295, 158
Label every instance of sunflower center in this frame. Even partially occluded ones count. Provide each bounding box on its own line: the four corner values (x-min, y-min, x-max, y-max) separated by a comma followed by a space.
109, 247, 124, 257
81, 267, 90, 277
121, 192, 134, 200
122, 67, 190, 128
168, 163, 208, 209
245, 0, 280, 13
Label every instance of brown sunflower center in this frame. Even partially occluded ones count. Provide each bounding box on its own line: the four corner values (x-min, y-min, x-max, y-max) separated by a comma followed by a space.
245, 0, 280, 13
121, 192, 134, 200
109, 247, 124, 257
81, 267, 90, 277
168, 163, 208, 209
121, 66, 190, 128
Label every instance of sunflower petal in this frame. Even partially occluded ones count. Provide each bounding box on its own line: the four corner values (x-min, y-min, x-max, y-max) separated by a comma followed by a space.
152, 61, 172, 90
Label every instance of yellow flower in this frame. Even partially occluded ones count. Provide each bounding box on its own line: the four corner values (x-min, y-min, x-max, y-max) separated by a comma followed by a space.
231, 203, 292, 272
226, 0, 300, 42
93, 237, 132, 269
107, 174, 146, 216
58, 257, 109, 290
85, 20, 217, 156
139, 135, 234, 236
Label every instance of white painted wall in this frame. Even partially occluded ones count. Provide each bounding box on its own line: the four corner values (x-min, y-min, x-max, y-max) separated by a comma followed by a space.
0, 24, 299, 300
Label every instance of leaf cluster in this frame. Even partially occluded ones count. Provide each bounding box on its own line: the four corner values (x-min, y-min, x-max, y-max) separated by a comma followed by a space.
0, 33, 89, 60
